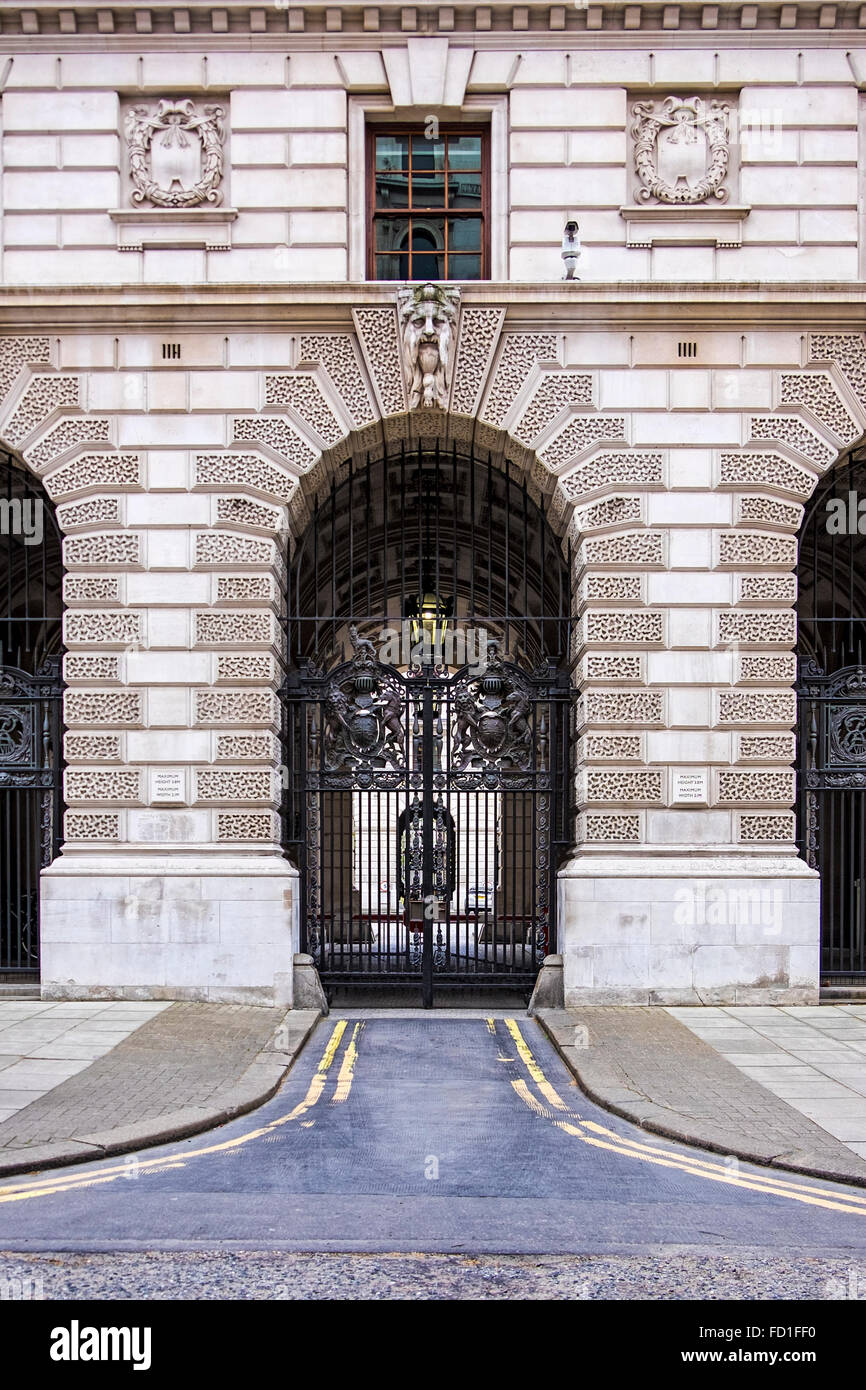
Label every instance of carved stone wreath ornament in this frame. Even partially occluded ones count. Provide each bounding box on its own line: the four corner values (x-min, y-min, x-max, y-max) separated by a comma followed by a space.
632, 96, 731, 205
125, 99, 227, 208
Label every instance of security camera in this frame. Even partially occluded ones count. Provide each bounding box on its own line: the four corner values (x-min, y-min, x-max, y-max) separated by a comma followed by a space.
562, 220, 581, 281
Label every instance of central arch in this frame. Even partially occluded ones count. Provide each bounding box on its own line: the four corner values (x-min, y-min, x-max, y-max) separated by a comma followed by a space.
282, 435, 575, 1005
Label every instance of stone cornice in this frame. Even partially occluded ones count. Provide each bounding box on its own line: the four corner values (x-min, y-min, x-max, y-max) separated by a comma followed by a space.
5, 2, 866, 41
0, 281, 865, 330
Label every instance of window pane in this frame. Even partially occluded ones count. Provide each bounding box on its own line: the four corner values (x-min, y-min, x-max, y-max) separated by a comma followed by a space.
448, 218, 481, 252
447, 254, 482, 280
375, 253, 407, 280
411, 135, 445, 171
375, 135, 408, 171
375, 169, 409, 209
369, 127, 488, 282
448, 172, 482, 209
412, 176, 445, 208
413, 250, 446, 279
447, 136, 482, 171
411, 219, 445, 251
375, 217, 409, 252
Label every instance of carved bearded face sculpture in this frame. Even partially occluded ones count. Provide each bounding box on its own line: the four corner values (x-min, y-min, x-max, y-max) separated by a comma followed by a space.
398, 284, 460, 410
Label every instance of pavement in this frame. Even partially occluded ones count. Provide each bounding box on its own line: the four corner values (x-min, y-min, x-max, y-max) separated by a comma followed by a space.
0, 999, 320, 1177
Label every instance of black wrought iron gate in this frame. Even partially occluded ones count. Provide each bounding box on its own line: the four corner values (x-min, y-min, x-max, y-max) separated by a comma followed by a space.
0, 660, 63, 972
798, 660, 866, 980
1, 451, 64, 976
286, 636, 570, 1004
282, 442, 574, 1004
796, 447, 866, 983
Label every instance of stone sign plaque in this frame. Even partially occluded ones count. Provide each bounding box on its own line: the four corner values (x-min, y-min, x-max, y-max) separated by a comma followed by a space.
671, 769, 709, 805
149, 768, 185, 805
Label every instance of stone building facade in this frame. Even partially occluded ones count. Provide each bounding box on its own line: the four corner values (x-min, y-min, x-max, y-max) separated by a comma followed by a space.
1, 0, 865, 1007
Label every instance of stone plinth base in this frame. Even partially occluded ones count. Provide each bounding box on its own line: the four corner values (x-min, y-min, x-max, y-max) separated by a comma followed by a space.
39, 852, 300, 1007
557, 853, 820, 1006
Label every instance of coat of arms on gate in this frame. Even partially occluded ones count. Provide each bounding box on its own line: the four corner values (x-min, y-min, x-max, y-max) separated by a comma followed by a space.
320, 626, 406, 777
0, 706, 28, 765
632, 96, 731, 205
830, 706, 866, 764
124, 99, 227, 208
452, 641, 535, 777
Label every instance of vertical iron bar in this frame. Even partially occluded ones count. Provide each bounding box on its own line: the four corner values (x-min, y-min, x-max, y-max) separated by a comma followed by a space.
313, 492, 320, 660
522, 477, 529, 658
348, 452, 354, 623
330, 475, 337, 655
504, 459, 511, 654
452, 444, 458, 639
422, 682, 435, 1007
383, 450, 390, 623
400, 442, 407, 635
366, 452, 372, 621
470, 450, 476, 620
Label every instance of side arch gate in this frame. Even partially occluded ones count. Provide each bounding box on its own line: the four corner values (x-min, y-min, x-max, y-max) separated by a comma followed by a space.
0, 451, 64, 977
797, 447, 866, 984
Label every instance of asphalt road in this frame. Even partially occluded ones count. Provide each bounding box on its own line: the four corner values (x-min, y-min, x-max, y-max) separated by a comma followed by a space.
2, 1013, 866, 1288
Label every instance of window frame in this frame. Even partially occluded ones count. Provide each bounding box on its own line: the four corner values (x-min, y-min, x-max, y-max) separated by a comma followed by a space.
366, 123, 491, 282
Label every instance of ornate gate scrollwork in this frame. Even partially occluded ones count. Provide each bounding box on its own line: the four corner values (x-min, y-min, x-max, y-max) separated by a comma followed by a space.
314, 626, 407, 785
2, 449, 65, 976
452, 641, 535, 779
796, 448, 866, 982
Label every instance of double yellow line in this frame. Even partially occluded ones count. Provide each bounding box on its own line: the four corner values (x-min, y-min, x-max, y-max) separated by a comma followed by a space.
0, 1019, 364, 1206
498, 1016, 866, 1218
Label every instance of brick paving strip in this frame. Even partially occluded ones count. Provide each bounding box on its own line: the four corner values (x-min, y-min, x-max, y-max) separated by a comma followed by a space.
0, 1002, 320, 1178
536, 1006, 866, 1188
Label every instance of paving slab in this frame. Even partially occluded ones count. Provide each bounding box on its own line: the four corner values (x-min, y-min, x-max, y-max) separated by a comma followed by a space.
0, 1000, 172, 1124
672, 1004, 866, 1169
536, 1005, 866, 1187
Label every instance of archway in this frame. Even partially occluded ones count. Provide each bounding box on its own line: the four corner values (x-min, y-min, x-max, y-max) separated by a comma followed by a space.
0, 448, 64, 979
282, 437, 574, 1006
796, 444, 866, 984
